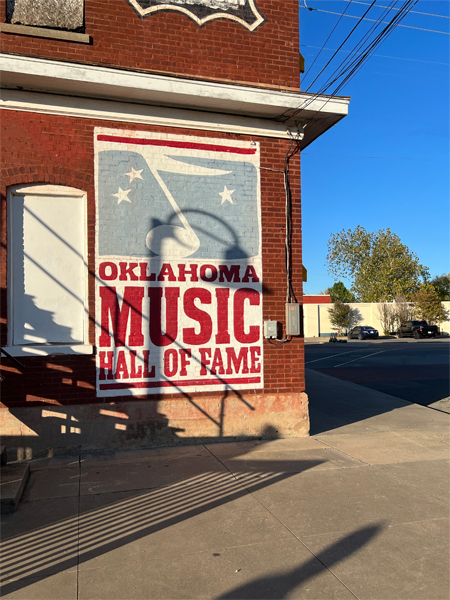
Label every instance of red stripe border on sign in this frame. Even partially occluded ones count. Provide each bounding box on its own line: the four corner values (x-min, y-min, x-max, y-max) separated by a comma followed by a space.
96, 135, 257, 155
99, 377, 261, 391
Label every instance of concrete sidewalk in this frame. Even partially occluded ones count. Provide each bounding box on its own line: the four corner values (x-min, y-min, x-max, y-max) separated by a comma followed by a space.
1, 371, 449, 600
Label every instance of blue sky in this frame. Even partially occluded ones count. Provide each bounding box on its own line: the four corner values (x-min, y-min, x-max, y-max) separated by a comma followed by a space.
299, 0, 449, 294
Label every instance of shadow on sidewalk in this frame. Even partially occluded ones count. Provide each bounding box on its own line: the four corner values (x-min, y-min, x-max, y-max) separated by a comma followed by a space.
1, 452, 327, 596
305, 342, 450, 435
306, 368, 412, 436
215, 523, 383, 599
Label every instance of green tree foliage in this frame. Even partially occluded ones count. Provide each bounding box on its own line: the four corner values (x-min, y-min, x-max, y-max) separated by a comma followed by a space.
430, 273, 450, 301
412, 284, 448, 325
326, 226, 429, 302
328, 299, 361, 335
327, 281, 355, 303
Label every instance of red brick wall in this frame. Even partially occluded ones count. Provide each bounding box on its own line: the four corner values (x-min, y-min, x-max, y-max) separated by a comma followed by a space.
304, 295, 331, 304
0, 0, 300, 89
0, 110, 303, 409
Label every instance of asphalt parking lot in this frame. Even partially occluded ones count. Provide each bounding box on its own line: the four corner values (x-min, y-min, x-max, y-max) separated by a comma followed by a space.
305, 339, 450, 413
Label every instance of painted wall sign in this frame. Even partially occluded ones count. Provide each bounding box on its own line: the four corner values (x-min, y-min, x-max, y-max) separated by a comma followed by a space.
95, 129, 263, 397
127, 0, 265, 31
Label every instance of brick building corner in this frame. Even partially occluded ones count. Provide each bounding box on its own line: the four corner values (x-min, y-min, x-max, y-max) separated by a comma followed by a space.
0, 0, 349, 459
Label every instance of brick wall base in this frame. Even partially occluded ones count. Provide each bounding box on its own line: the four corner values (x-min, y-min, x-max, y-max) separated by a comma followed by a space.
0, 392, 309, 460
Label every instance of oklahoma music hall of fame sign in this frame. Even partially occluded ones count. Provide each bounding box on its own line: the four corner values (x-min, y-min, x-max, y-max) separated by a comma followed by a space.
95, 129, 264, 397
127, 0, 265, 31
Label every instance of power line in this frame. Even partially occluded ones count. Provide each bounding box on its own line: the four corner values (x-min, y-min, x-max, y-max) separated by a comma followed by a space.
301, 44, 449, 66
305, 0, 405, 94
317, 0, 402, 94
324, 0, 421, 97
303, 0, 354, 80
300, 6, 450, 34
304, 0, 378, 92
340, 0, 450, 19
277, 0, 419, 124
307, 0, 408, 95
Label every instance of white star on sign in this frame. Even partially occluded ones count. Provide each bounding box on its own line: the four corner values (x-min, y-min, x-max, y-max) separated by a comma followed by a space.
219, 185, 235, 204
112, 187, 132, 204
125, 167, 143, 182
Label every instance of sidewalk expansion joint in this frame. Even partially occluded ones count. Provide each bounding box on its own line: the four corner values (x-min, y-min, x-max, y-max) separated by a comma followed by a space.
371, 463, 450, 506
203, 444, 360, 600
311, 437, 372, 467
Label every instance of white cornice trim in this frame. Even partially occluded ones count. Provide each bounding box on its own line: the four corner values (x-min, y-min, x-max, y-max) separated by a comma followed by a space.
0, 54, 350, 146
0, 54, 350, 118
1, 90, 296, 139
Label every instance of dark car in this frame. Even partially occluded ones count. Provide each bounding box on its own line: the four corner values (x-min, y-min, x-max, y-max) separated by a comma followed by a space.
348, 325, 379, 340
398, 321, 438, 339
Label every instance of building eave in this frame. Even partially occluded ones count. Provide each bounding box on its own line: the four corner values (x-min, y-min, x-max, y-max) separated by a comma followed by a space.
0, 54, 349, 145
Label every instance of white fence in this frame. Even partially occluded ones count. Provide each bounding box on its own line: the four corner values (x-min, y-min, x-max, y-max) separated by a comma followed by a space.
303, 301, 450, 338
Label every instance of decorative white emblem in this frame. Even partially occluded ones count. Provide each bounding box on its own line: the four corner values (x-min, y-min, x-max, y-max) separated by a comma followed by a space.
127, 0, 265, 31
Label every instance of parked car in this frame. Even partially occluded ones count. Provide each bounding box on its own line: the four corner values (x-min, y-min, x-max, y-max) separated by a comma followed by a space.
348, 326, 379, 340
398, 320, 438, 339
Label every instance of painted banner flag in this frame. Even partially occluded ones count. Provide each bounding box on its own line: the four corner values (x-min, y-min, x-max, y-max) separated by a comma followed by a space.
95, 129, 263, 396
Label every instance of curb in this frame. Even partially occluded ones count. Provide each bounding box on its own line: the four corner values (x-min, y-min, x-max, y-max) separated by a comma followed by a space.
0, 463, 30, 514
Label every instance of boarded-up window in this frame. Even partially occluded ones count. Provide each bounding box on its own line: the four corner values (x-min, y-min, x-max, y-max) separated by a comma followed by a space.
6, 0, 84, 30
8, 185, 88, 348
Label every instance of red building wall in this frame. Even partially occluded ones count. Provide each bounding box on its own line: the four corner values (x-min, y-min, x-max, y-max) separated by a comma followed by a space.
304, 295, 331, 304
0, 0, 308, 456
0, 0, 300, 89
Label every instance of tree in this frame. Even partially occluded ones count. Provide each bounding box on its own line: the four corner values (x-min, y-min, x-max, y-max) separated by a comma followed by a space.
412, 284, 448, 325
326, 226, 429, 302
327, 281, 355, 303
328, 300, 361, 335
376, 303, 397, 336
393, 294, 415, 325
430, 273, 450, 301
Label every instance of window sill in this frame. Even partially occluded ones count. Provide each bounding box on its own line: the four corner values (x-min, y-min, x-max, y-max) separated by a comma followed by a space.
2, 345, 94, 357
0, 23, 90, 44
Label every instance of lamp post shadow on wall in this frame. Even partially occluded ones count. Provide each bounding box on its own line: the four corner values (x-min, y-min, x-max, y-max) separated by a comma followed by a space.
1, 199, 273, 458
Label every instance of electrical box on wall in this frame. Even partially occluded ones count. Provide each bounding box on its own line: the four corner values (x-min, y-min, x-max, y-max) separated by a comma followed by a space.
264, 320, 278, 339
286, 303, 301, 336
